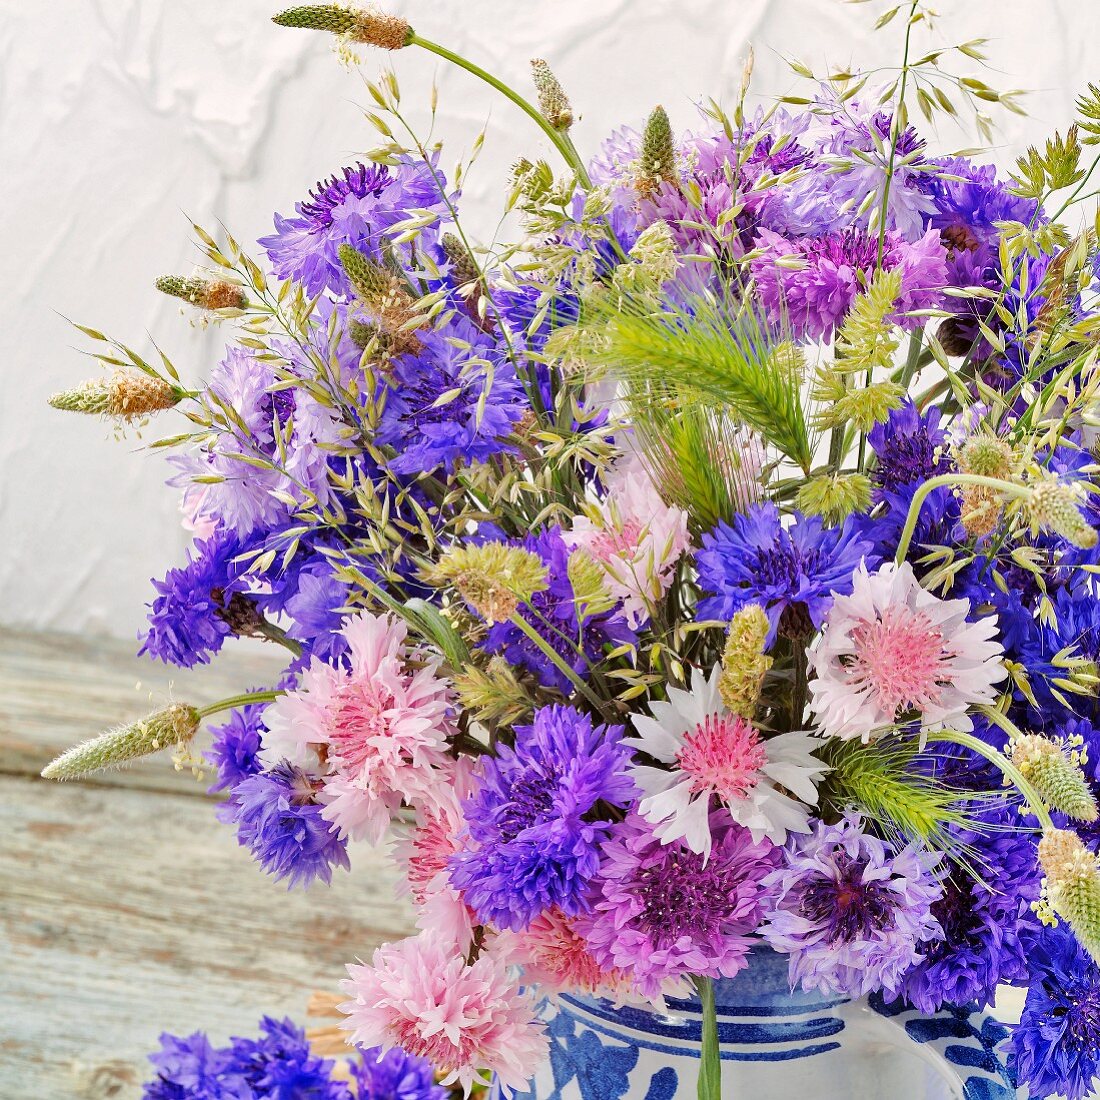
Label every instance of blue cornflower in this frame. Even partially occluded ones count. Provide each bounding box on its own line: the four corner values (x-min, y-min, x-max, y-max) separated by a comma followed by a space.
867, 400, 952, 499
696, 502, 877, 640
206, 702, 268, 793
139, 530, 252, 668
144, 1018, 353, 1100
449, 704, 634, 931
895, 802, 1041, 1013
1009, 922, 1100, 1100
144, 1032, 229, 1100
351, 1047, 448, 1100
226, 1017, 352, 1099
378, 319, 528, 476
259, 160, 449, 298
482, 527, 634, 693
229, 764, 350, 890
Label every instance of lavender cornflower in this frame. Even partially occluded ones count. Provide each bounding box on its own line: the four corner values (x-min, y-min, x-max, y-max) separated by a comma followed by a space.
230, 763, 351, 889
449, 705, 634, 931
1009, 922, 1100, 1100
260, 160, 449, 297
761, 813, 943, 998
351, 1046, 448, 1100
577, 811, 780, 998
695, 502, 876, 642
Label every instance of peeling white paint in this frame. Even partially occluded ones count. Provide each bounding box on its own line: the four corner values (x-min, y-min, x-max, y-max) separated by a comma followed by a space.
2, 0, 1093, 638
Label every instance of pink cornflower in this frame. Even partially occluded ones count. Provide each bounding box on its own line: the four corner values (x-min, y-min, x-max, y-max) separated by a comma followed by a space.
262, 611, 455, 844
565, 455, 690, 628
393, 757, 480, 951
340, 933, 548, 1092
626, 665, 827, 856
807, 561, 1006, 742
500, 908, 638, 1000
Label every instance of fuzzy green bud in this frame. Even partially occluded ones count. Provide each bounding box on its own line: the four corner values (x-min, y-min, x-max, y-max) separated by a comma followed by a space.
49, 371, 180, 420
718, 604, 773, 718
636, 105, 678, 197
41, 703, 201, 781
339, 244, 400, 306
957, 435, 1014, 479
272, 5, 413, 49
441, 233, 480, 290
1039, 828, 1100, 964
1012, 733, 1099, 821
530, 58, 573, 131
1027, 476, 1099, 549
156, 274, 248, 311
797, 471, 872, 524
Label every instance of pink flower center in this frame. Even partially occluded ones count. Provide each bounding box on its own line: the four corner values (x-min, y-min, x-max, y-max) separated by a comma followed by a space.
676, 713, 769, 802
328, 679, 398, 776
589, 519, 643, 562
391, 1018, 474, 1073
407, 812, 455, 904
844, 606, 952, 716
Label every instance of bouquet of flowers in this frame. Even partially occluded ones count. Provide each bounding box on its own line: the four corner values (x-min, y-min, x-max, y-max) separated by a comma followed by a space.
41, 3, 1100, 1098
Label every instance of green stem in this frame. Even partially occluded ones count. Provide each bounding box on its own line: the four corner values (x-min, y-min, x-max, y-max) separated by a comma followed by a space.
507, 613, 609, 715
410, 35, 591, 187
926, 716, 1053, 832
257, 620, 304, 658
198, 689, 285, 720
893, 473, 1032, 565
693, 975, 722, 1100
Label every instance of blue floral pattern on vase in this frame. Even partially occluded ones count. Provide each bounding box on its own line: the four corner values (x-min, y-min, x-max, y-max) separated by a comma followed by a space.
492, 948, 1024, 1099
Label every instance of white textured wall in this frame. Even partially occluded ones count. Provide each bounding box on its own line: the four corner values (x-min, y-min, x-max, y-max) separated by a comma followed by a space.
2, 0, 1094, 639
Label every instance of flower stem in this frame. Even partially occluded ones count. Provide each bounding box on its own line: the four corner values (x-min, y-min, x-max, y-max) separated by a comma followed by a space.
892, 473, 1031, 565
692, 975, 722, 1100
409, 35, 592, 187
925, 718, 1053, 832
507, 613, 609, 715
197, 689, 285, 720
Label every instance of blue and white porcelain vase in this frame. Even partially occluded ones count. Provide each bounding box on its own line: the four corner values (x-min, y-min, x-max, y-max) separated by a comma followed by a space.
499, 948, 1021, 1100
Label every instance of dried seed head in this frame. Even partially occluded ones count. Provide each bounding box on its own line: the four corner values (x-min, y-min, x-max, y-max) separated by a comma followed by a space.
429, 544, 549, 623
960, 485, 1003, 539
156, 274, 248, 311
41, 703, 201, 781
1028, 476, 1099, 549
347, 318, 423, 360
1012, 733, 1099, 822
530, 58, 573, 131
49, 371, 180, 420
1039, 827, 1100, 964
272, 5, 413, 50
718, 604, 773, 717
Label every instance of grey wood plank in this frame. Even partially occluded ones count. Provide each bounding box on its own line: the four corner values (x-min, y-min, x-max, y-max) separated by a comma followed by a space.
1, 771, 412, 1098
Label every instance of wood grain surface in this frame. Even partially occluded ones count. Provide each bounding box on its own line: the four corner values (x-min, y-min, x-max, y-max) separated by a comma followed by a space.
0, 630, 412, 1098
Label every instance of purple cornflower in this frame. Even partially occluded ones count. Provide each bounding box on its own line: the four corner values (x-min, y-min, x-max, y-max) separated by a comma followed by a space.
144, 1017, 353, 1100
449, 704, 634, 931
695, 502, 876, 642
378, 320, 528, 475
761, 812, 943, 998
894, 803, 1041, 1013
280, 558, 351, 663
351, 1046, 448, 1100
260, 160, 449, 298
576, 811, 780, 998
139, 529, 252, 668
751, 225, 946, 342
482, 527, 635, 693
230, 763, 351, 890
206, 702, 268, 793
868, 401, 952, 499
1009, 922, 1100, 1100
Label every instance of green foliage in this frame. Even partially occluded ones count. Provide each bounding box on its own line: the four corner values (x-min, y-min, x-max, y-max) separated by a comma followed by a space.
583, 291, 813, 471
819, 736, 992, 856
1075, 83, 1100, 146
1011, 127, 1085, 200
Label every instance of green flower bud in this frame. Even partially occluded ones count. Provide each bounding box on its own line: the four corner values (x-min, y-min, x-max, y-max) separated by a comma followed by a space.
637, 105, 677, 197
1040, 828, 1100, 964
1013, 733, 1099, 822
272, 5, 413, 49
530, 58, 573, 131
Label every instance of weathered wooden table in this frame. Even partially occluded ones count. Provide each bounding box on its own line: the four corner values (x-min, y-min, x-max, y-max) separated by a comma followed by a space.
0, 630, 412, 1098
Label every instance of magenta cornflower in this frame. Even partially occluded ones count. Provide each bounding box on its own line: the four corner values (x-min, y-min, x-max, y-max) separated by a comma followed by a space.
577, 811, 779, 998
